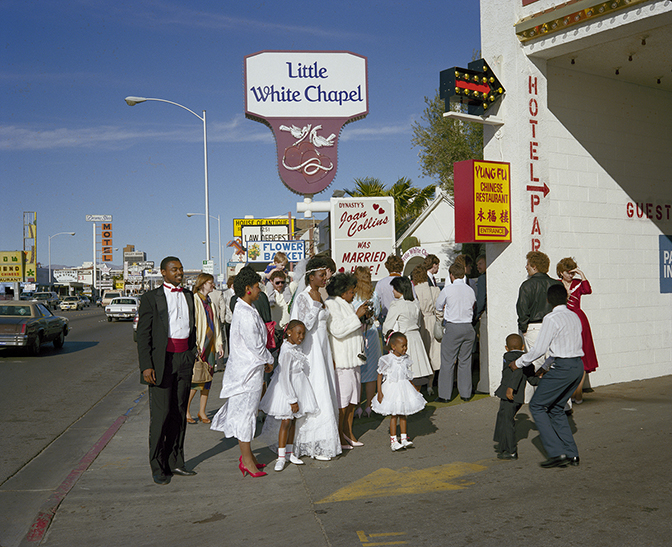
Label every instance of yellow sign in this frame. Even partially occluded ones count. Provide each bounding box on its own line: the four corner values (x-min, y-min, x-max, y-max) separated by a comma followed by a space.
0, 251, 24, 282
473, 161, 511, 242
23, 251, 36, 281
233, 218, 294, 237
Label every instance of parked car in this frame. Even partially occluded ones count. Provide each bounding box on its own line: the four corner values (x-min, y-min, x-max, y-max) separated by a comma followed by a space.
101, 290, 123, 307
31, 291, 60, 310
105, 297, 140, 322
59, 296, 82, 311
0, 301, 70, 355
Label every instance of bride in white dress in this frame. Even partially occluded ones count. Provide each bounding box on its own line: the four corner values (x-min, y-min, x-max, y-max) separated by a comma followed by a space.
290, 256, 342, 461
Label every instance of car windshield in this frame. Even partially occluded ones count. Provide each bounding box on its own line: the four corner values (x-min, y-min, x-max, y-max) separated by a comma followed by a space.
35, 294, 50, 300
64, 297, 79, 301
0, 305, 32, 317
113, 298, 137, 305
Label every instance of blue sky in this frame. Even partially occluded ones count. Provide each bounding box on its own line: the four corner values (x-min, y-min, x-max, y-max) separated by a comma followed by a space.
1, 0, 480, 271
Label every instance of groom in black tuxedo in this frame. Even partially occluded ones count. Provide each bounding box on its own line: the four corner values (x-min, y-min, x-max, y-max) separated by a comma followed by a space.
137, 256, 198, 485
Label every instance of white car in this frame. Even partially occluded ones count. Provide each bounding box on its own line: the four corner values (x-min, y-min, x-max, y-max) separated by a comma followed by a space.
105, 297, 140, 322
59, 296, 82, 311
101, 290, 123, 307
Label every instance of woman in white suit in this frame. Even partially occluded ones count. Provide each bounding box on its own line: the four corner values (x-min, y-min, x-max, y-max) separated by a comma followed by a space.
325, 273, 371, 448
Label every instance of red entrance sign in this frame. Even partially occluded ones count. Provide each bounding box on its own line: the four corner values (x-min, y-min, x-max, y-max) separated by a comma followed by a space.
454, 160, 512, 243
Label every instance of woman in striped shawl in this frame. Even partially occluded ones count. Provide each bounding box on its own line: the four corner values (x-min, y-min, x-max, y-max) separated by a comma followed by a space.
187, 273, 224, 424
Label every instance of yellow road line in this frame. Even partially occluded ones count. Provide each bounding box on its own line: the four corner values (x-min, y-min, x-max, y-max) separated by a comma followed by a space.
357, 531, 407, 545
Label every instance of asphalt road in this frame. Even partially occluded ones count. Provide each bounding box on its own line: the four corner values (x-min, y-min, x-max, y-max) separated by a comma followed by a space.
33, 374, 672, 547
0, 305, 141, 546
0, 306, 138, 484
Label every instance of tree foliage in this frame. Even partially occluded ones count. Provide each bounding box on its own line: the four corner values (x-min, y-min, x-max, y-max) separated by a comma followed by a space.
345, 176, 436, 238
411, 91, 483, 195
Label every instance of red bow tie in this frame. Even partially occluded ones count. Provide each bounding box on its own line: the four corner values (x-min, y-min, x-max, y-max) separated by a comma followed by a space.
164, 284, 183, 293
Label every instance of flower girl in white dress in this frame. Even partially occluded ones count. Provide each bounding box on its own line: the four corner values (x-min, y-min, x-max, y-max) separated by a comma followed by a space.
371, 331, 426, 451
259, 320, 319, 471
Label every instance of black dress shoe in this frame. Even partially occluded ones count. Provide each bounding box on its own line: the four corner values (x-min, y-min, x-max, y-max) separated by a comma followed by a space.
540, 455, 570, 468
569, 456, 580, 466
434, 397, 450, 404
153, 473, 171, 485
497, 452, 518, 460
461, 397, 471, 402
171, 467, 197, 476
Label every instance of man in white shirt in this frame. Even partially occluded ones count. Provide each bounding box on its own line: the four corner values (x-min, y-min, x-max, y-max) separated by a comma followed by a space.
137, 256, 198, 485
435, 262, 476, 402
510, 284, 584, 468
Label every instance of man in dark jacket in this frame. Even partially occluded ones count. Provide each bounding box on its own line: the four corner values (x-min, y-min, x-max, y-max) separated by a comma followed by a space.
516, 251, 561, 386
137, 256, 197, 485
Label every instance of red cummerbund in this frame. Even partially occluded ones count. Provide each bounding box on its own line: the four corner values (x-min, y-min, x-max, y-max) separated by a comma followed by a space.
166, 337, 189, 353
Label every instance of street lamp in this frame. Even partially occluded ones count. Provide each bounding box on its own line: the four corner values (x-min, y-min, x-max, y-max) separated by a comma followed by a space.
188, 213, 221, 279
48, 232, 75, 289
125, 96, 211, 262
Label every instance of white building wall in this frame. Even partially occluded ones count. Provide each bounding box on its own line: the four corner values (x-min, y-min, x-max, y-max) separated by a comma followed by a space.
480, 0, 672, 394
546, 65, 672, 384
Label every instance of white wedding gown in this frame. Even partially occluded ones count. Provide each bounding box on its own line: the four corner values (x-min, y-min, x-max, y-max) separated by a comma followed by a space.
290, 289, 342, 459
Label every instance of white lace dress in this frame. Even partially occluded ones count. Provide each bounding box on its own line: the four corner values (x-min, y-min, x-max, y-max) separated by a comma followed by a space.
259, 342, 319, 419
210, 299, 272, 442
371, 353, 426, 416
290, 289, 342, 459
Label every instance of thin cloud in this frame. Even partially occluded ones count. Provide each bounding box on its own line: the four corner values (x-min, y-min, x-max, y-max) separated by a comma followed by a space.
92, 0, 368, 41
340, 121, 413, 141
0, 115, 272, 151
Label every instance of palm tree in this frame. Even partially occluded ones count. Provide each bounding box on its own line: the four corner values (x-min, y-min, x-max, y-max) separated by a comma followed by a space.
345, 176, 436, 237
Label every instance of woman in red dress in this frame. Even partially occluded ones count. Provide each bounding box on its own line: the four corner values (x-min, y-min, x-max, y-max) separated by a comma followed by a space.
557, 258, 599, 404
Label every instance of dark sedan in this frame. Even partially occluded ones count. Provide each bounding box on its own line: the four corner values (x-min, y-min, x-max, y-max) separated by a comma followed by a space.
0, 301, 70, 355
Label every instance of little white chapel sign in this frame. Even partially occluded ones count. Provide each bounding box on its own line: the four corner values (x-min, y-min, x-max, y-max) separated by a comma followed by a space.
245, 51, 368, 195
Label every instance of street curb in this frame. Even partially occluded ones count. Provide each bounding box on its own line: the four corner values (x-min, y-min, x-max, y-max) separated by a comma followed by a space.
19, 391, 146, 546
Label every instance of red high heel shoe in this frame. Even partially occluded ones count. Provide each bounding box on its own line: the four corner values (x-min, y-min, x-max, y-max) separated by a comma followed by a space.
239, 456, 266, 469
239, 461, 267, 478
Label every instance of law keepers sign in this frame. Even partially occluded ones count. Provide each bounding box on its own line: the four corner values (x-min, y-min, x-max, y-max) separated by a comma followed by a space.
245, 51, 368, 196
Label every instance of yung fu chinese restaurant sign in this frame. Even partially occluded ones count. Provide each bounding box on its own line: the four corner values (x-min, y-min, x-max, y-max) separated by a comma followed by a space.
245, 51, 368, 196
454, 160, 512, 243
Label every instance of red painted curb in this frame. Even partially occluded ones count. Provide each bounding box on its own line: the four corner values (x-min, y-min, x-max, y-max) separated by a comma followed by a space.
22, 415, 128, 544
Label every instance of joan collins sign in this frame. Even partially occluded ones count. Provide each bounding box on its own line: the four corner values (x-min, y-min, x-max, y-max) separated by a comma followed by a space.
245, 51, 368, 196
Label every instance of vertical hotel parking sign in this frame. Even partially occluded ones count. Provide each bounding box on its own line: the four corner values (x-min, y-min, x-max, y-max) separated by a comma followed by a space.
454, 160, 512, 243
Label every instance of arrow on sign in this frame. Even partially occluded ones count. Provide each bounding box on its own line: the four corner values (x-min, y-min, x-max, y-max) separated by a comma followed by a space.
526, 183, 550, 197
440, 58, 505, 116
477, 225, 510, 237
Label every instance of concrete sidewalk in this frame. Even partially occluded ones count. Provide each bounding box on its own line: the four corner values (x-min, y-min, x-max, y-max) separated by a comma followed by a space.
18, 375, 672, 546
